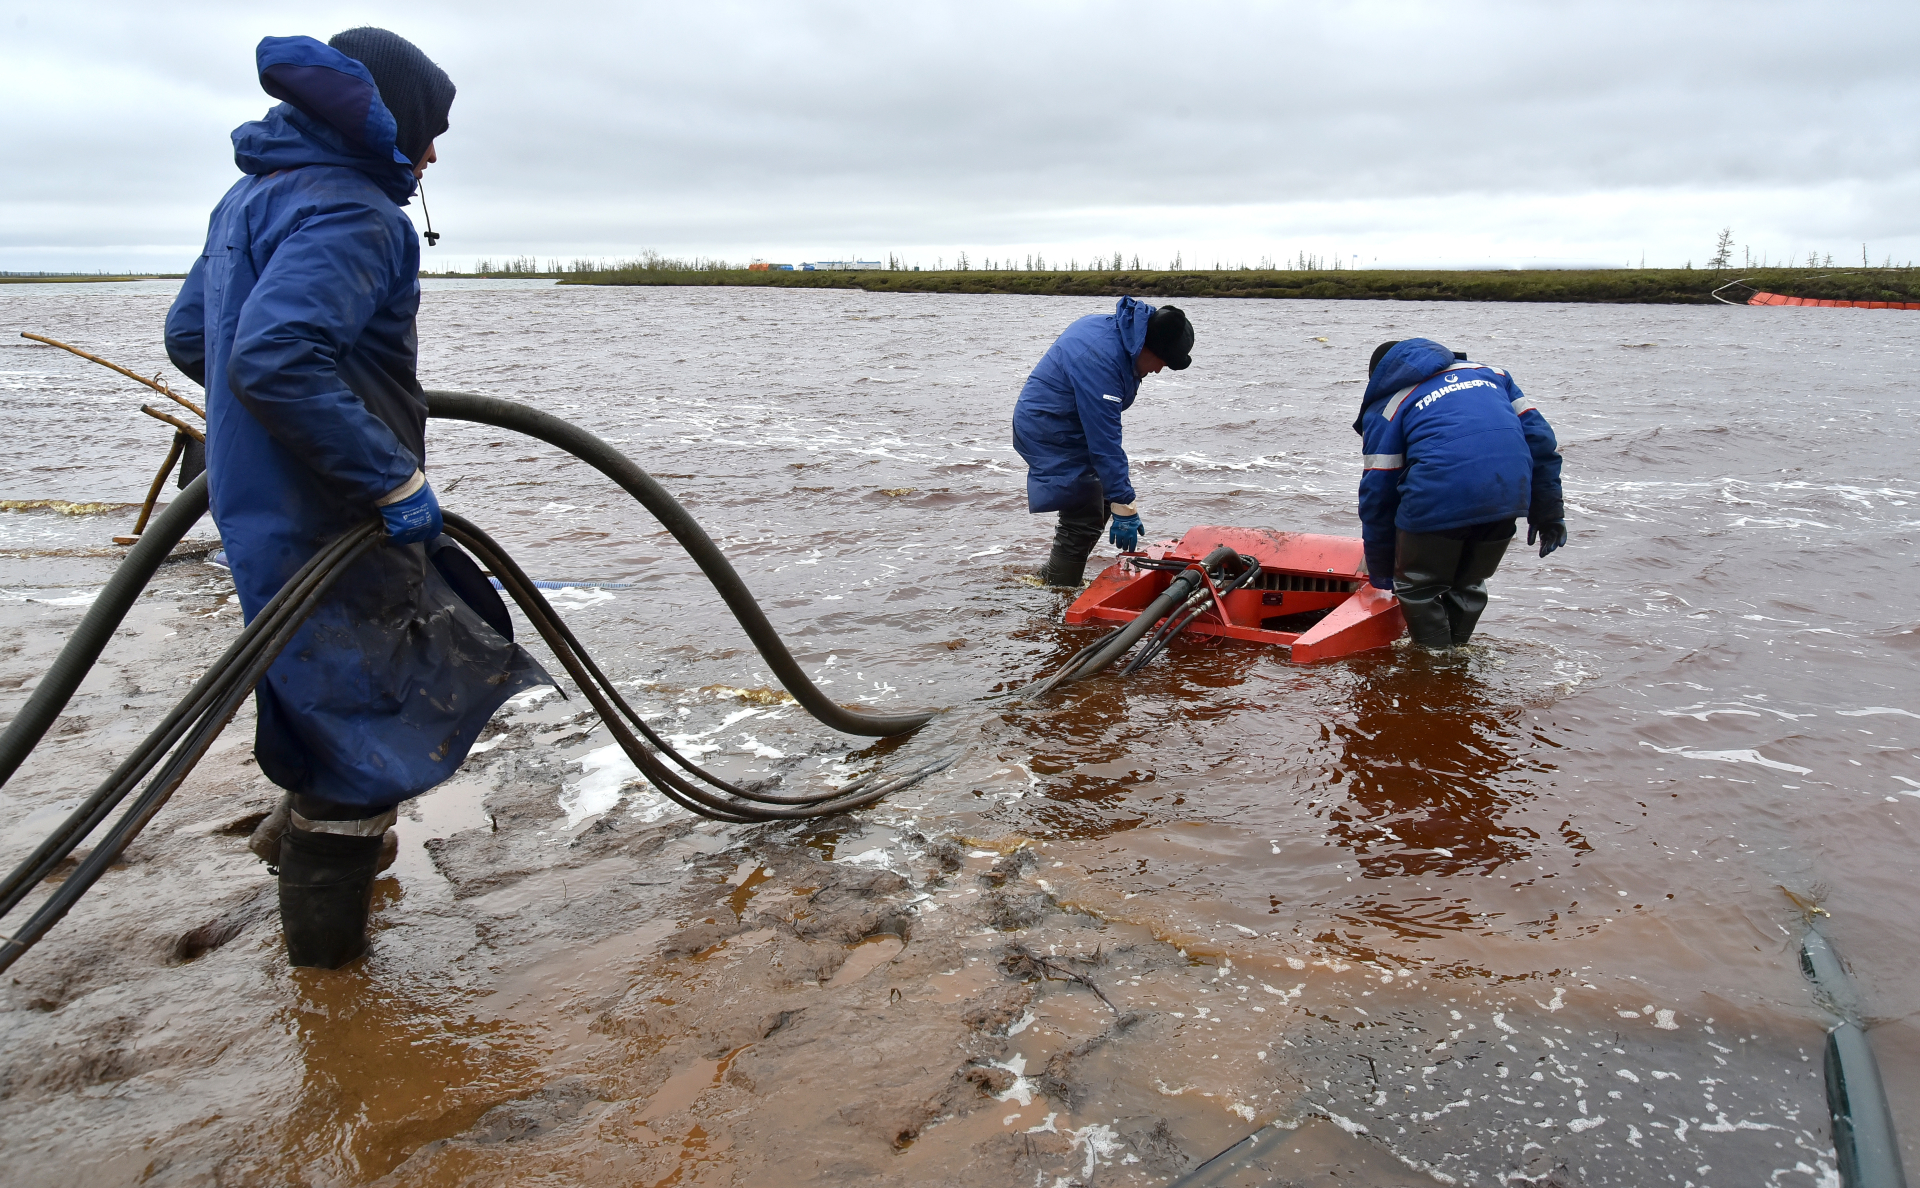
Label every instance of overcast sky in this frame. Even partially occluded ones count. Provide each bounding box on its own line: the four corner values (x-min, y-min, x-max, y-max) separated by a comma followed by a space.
5, 0, 1917, 273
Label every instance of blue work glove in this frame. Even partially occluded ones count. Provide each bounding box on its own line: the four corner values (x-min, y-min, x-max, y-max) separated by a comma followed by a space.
1528, 520, 1567, 558
1108, 512, 1144, 552
1369, 573, 1394, 592
379, 479, 442, 545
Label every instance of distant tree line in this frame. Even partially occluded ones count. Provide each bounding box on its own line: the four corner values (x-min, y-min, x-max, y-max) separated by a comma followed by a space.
444, 248, 1376, 277
1702, 227, 1911, 272
435, 240, 1918, 280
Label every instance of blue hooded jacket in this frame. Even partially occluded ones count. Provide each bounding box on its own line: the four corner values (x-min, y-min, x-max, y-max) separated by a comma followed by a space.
165, 36, 545, 808
1011, 297, 1155, 512
1354, 338, 1563, 584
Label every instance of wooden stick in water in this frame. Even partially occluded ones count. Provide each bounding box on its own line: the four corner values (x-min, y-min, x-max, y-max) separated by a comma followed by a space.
141, 404, 205, 443
129, 433, 189, 539
19, 331, 206, 419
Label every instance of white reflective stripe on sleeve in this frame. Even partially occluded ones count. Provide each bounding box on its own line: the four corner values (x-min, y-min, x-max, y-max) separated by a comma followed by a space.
1511, 396, 1537, 415
1363, 453, 1404, 470
1101, 393, 1122, 403
1382, 385, 1417, 419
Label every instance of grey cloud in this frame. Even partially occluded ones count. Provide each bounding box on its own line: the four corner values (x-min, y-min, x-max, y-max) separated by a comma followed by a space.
4, 0, 1918, 266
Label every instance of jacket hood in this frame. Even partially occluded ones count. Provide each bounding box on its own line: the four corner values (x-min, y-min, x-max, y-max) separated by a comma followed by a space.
1354, 337, 1456, 432
1114, 296, 1154, 358
231, 36, 417, 205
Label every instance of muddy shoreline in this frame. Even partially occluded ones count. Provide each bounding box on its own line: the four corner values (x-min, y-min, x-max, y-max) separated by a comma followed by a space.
0, 556, 1844, 1186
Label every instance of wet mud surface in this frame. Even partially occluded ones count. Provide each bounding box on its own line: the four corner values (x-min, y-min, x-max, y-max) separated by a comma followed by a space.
2, 280, 1917, 1184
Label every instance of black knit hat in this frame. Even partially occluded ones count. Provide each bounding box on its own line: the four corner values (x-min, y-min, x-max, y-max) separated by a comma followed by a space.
1145, 305, 1194, 370
328, 27, 454, 165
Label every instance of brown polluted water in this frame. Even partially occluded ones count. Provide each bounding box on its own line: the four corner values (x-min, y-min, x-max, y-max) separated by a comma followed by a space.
1, 279, 1917, 1185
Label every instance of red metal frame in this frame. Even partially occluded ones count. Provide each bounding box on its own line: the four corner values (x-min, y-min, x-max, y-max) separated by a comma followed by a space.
1062, 525, 1406, 663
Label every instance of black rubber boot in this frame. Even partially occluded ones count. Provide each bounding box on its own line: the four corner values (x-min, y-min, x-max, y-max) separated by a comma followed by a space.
1035, 487, 1108, 587
278, 824, 384, 969
1393, 531, 1463, 650
1445, 537, 1510, 645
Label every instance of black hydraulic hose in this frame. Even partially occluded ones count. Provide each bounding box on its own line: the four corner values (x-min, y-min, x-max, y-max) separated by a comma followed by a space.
0, 398, 952, 967
1065, 545, 1239, 684
1122, 551, 1259, 677
1, 508, 940, 969
446, 512, 923, 820
1801, 926, 1908, 1188
0, 525, 382, 974
0, 524, 371, 917
1014, 624, 1127, 701
0, 473, 209, 792
424, 390, 933, 738
1167, 1123, 1294, 1187
447, 522, 890, 822
455, 511, 848, 806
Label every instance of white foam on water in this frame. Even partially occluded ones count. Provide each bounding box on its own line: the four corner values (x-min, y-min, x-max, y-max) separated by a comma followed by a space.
736, 734, 784, 759
991, 1054, 1036, 1106
20, 589, 101, 607
1639, 740, 1812, 774
559, 742, 640, 827
544, 586, 616, 610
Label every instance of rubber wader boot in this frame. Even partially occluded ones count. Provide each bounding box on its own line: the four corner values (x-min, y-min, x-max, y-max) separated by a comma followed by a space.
278, 821, 388, 969
1445, 536, 1510, 646
1393, 531, 1463, 651
1035, 493, 1109, 587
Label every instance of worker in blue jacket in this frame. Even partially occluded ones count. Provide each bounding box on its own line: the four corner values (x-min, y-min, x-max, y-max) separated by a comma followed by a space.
165, 31, 548, 968
1355, 338, 1566, 650
1013, 297, 1194, 585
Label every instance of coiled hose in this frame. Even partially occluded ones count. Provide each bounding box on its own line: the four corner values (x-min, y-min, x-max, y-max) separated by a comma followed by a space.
0, 396, 944, 973
0, 517, 382, 973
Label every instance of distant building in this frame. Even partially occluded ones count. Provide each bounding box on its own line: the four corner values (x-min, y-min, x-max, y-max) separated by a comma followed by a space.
747, 262, 794, 271
801, 260, 882, 271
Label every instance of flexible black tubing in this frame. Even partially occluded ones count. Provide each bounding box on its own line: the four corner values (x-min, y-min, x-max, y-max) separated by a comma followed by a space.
0, 525, 371, 916
445, 512, 915, 819
447, 512, 829, 805
444, 517, 897, 821
0, 526, 382, 974
424, 390, 934, 737
1166, 1123, 1293, 1187
2, 505, 928, 972
1050, 545, 1237, 688
0, 396, 951, 967
1122, 551, 1259, 676
0, 473, 209, 791
1014, 625, 1125, 701
1801, 927, 1909, 1188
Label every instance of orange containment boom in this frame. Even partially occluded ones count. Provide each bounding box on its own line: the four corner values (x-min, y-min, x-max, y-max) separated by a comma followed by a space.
1748, 291, 1920, 310
1063, 525, 1405, 663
